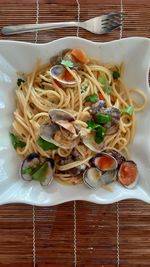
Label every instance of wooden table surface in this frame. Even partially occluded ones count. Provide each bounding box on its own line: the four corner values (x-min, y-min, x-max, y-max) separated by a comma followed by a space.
0, 0, 150, 266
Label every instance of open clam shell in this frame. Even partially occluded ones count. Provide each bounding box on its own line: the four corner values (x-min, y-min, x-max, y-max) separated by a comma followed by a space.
118, 160, 138, 189
49, 109, 77, 136
49, 108, 75, 122
49, 65, 77, 86
83, 167, 102, 190
81, 132, 104, 153
21, 153, 40, 181
93, 152, 118, 171
101, 170, 117, 185
89, 100, 106, 114
103, 149, 126, 166
39, 123, 61, 147
40, 123, 78, 149
39, 158, 55, 186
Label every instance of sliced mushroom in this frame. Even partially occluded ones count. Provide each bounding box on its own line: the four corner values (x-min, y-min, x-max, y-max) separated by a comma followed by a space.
118, 160, 138, 189
83, 167, 102, 189
93, 153, 118, 171
21, 153, 40, 181
49, 65, 77, 86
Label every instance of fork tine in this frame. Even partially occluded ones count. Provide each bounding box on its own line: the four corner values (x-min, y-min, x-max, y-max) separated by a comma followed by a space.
101, 12, 123, 31
101, 12, 124, 23
102, 23, 122, 32
101, 18, 123, 26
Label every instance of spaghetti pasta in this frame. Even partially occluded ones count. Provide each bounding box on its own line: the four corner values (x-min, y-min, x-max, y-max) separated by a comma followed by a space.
10, 48, 147, 187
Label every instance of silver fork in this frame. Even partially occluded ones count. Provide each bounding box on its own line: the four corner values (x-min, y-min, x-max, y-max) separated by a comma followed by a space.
1, 12, 123, 35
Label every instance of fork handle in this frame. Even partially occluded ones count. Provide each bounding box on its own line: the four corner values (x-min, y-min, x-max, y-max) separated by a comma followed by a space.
1, 21, 79, 35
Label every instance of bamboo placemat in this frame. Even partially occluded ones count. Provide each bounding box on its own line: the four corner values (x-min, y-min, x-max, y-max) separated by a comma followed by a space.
0, 0, 150, 266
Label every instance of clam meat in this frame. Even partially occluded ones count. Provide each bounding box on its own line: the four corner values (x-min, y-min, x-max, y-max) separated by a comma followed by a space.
118, 160, 138, 189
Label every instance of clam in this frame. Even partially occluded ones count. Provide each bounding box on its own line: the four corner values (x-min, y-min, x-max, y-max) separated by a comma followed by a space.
40, 123, 77, 149
49, 65, 77, 86
90, 100, 106, 114
103, 149, 126, 166
39, 122, 61, 147
21, 153, 55, 186
81, 132, 104, 153
101, 170, 117, 184
90, 106, 120, 136
49, 109, 77, 136
49, 109, 74, 122
21, 153, 40, 181
105, 123, 119, 135
99, 107, 121, 123
32, 158, 54, 186
49, 109, 75, 122
83, 167, 102, 189
93, 153, 118, 171
62, 50, 79, 69
118, 160, 138, 189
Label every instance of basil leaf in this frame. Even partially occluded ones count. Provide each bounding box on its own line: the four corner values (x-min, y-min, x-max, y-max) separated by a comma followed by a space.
10, 133, 26, 149
61, 59, 74, 68
32, 161, 49, 181
121, 106, 134, 116
113, 71, 120, 80
98, 76, 112, 95
85, 93, 98, 103
96, 114, 111, 124
95, 126, 107, 144
17, 78, 25, 86
37, 137, 58, 151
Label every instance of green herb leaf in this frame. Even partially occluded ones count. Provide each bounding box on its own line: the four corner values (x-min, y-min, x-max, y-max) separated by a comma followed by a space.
17, 78, 25, 86
113, 71, 120, 80
22, 167, 35, 175
32, 161, 49, 181
121, 106, 134, 116
98, 76, 112, 95
86, 120, 107, 144
96, 113, 111, 124
61, 59, 74, 68
85, 93, 98, 103
95, 125, 107, 144
10, 133, 26, 149
86, 120, 100, 131
37, 137, 58, 151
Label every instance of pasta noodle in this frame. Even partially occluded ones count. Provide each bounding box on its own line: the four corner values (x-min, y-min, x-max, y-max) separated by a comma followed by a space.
11, 49, 147, 186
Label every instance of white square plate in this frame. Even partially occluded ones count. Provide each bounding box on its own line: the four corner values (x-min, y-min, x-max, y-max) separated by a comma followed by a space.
0, 37, 150, 206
